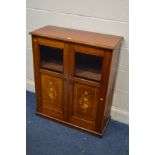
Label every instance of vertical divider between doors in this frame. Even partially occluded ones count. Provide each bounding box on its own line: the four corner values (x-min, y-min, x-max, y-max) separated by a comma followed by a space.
67, 44, 75, 121
63, 43, 69, 121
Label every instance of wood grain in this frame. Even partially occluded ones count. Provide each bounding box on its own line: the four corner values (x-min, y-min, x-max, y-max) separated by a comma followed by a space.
30, 25, 123, 50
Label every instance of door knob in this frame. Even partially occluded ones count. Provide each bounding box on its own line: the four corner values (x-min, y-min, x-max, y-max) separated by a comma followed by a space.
99, 98, 103, 101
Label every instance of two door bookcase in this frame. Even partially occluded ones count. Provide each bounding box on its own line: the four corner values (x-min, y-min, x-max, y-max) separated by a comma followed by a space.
30, 25, 122, 136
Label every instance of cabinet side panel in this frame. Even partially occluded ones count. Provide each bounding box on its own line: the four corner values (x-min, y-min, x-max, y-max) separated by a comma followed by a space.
96, 50, 112, 132
31, 36, 42, 112
104, 47, 121, 120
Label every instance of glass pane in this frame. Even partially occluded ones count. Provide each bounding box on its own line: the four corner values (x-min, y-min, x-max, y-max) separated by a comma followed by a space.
75, 52, 103, 81
39, 45, 63, 72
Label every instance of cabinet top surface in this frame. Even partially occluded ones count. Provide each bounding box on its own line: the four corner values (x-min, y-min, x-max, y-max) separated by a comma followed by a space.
30, 25, 123, 50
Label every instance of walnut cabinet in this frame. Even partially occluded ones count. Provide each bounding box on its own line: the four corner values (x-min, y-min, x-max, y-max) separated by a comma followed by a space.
30, 25, 123, 136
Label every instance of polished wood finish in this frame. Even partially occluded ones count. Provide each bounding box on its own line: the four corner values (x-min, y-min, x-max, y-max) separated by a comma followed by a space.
41, 74, 64, 120
68, 82, 99, 130
30, 25, 122, 136
30, 25, 122, 50
32, 37, 42, 113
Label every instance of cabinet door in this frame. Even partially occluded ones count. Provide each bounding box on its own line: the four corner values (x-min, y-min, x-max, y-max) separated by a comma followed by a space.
32, 37, 69, 120
68, 81, 100, 131
41, 74, 64, 120
68, 44, 105, 131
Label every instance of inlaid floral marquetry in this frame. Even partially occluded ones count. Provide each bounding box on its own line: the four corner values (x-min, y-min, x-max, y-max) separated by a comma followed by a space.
73, 83, 99, 122
79, 91, 91, 113
48, 81, 57, 103
41, 74, 63, 113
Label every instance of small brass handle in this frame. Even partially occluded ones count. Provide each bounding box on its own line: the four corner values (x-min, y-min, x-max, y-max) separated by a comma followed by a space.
99, 98, 103, 101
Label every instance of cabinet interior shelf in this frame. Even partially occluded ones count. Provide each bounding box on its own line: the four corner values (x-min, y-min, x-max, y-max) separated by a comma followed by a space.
40, 60, 63, 72
75, 67, 101, 81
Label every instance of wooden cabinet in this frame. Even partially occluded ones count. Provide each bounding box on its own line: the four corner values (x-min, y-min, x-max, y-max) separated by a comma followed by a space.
30, 25, 123, 136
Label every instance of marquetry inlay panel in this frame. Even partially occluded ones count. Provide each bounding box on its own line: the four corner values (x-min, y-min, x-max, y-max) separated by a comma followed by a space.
48, 81, 57, 103
41, 74, 63, 112
79, 91, 91, 113
72, 83, 99, 121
